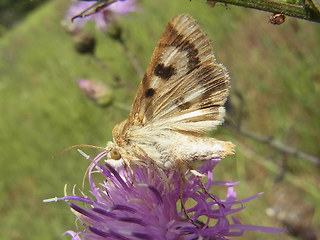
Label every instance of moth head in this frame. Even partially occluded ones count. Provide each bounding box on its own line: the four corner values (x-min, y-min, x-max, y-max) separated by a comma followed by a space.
105, 141, 125, 168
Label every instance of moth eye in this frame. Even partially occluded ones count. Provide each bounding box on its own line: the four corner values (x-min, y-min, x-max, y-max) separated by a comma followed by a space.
110, 148, 121, 160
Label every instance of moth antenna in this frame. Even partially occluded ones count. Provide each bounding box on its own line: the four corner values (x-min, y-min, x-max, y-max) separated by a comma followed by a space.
82, 162, 91, 190
53, 144, 105, 158
76, 149, 106, 191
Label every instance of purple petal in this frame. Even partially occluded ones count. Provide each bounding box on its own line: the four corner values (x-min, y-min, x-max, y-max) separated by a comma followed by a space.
54, 151, 282, 239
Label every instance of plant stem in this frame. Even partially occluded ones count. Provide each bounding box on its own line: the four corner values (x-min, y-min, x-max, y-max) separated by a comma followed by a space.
208, 0, 320, 23
229, 125, 320, 165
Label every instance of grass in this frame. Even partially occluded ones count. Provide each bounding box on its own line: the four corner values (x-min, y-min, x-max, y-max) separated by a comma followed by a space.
0, 0, 319, 239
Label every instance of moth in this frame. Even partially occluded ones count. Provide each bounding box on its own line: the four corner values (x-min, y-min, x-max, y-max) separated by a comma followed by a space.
106, 14, 235, 172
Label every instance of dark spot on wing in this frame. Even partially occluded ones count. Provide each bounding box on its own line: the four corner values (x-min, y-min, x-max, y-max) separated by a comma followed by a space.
166, 23, 182, 45
167, 24, 201, 74
187, 48, 200, 73
174, 97, 192, 110
175, 97, 184, 104
197, 66, 228, 96
145, 88, 155, 98
154, 63, 176, 80
178, 101, 192, 110
197, 66, 215, 85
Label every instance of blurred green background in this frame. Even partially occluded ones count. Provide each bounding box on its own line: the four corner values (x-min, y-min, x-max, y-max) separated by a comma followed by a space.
0, 0, 319, 239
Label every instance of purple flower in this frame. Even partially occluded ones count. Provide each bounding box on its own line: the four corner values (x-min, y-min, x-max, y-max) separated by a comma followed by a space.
77, 79, 112, 105
52, 151, 282, 239
65, 0, 137, 31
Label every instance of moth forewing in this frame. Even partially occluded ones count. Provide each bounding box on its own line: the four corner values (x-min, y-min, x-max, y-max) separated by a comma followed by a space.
108, 14, 235, 170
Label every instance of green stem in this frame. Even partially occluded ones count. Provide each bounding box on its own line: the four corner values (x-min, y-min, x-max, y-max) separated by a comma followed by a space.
210, 0, 320, 23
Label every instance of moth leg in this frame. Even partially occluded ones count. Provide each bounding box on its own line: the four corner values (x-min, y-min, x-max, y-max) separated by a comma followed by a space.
190, 169, 205, 177
179, 173, 195, 223
189, 163, 225, 208
177, 163, 203, 227
124, 164, 136, 185
197, 176, 225, 209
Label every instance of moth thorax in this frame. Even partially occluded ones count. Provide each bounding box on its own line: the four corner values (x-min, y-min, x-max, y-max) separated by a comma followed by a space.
112, 120, 128, 147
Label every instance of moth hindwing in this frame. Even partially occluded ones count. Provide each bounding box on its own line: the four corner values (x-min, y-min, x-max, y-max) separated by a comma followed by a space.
106, 14, 235, 170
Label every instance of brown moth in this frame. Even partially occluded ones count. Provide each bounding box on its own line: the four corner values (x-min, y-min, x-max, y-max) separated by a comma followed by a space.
105, 14, 235, 171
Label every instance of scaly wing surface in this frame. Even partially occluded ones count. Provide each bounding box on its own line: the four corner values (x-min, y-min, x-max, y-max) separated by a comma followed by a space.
128, 14, 230, 134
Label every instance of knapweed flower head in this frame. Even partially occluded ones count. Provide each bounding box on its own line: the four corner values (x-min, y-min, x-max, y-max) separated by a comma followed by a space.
52, 151, 282, 239
77, 79, 112, 106
65, 0, 137, 31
